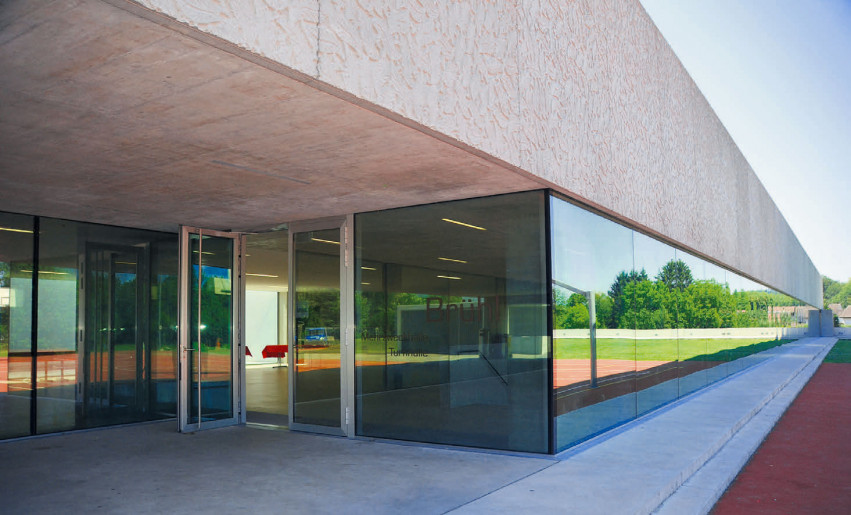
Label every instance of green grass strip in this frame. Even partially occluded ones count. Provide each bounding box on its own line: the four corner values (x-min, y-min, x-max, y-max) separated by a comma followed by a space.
824, 340, 851, 363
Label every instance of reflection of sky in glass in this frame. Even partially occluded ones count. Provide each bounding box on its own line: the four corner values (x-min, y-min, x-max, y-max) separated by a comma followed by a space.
704, 261, 727, 285
116, 272, 135, 284
193, 264, 229, 279
675, 249, 705, 281
550, 198, 632, 294
550, 195, 814, 308
633, 232, 674, 280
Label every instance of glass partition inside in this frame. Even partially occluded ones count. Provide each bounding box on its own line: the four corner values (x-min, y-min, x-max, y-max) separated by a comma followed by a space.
355, 191, 549, 453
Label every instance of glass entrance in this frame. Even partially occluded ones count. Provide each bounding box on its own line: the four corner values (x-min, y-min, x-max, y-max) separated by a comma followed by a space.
289, 220, 350, 435
178, 227, 243, 432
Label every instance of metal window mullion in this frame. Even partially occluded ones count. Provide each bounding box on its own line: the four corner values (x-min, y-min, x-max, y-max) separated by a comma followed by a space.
30, 217, 40, 435
196, 232, 203, 426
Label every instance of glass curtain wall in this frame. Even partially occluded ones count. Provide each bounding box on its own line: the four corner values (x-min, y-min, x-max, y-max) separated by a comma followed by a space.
550, 194, 815, 451
0, 213, 177, 440
0, 213, 35, 439
355, 191, 549, 453
550, 199, 636, 448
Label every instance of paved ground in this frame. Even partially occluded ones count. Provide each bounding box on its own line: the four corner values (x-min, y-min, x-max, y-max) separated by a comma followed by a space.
713, 341, 851, 514
0, 337, 837, 514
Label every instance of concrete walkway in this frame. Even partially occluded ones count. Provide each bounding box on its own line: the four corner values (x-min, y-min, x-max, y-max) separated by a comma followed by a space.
0, 337, 835, 514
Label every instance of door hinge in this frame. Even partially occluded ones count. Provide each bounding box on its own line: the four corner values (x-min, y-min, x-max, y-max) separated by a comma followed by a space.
345, 407, 350, 425
344, 227, 349, 267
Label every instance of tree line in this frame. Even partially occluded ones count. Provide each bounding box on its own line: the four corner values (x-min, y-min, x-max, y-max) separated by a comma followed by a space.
554, 259, 806, 330
823, 276, 851, 308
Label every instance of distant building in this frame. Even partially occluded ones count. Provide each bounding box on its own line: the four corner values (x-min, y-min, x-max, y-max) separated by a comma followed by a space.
839, 306, 851, 326
768, 306, 811, 325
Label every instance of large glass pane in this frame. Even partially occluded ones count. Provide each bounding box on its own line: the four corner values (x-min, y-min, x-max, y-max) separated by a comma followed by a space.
0, 213, 34, 439
703, 262, 736, 378
150, 239, 178, 418
245, 230, 289, 426
293, 229, 340, 427
632, 233, 679, 416
35, 219, 78, 433
355, 191, 549, 453
550, 196, 636, 450
36, 219, 177, 434
187, 234, 234, 424
674, 250, 709, 397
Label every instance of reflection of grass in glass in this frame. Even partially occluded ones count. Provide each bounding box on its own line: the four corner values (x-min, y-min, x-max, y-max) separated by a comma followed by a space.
554, 338, 790, 362
198, 345, 232, 355
355, 338, 392, 354
825, 340, 851, 363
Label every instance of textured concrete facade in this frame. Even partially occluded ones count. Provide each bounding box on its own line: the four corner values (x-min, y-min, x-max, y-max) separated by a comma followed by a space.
132, 0, 821, 307
135, 0, 821, 306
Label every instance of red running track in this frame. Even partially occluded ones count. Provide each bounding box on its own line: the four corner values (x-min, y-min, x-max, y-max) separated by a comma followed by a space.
713, 362, 851, 514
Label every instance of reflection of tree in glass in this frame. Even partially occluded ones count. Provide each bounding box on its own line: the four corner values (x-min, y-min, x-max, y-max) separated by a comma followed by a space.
296, 290, 340, 339
657, 260, 693, 291
356, 291, 429, 338
200, 275, 233, 348
552, 290, 588, 329
593, 260, 809, 330
608, 269, 648, 329
552, 289, 613, 329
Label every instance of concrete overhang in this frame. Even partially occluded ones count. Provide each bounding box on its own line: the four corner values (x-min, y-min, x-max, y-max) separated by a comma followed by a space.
0, 0, 544, 233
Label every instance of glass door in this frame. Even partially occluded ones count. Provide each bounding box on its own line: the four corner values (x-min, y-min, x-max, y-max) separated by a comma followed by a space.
288, 219, 351, 435
178, 227, 243, 432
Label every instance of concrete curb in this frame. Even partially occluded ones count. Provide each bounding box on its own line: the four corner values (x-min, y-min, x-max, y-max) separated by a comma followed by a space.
653, 338, 837, 514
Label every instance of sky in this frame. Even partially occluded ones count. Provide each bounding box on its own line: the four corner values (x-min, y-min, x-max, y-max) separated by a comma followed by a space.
639, 0, 851, 282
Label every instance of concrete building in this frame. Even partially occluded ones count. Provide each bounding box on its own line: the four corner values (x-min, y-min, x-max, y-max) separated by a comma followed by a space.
0, 0, 821, 453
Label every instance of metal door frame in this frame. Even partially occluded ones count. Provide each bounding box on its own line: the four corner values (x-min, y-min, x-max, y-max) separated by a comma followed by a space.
178, 226, 245, 432
287, 216, 354, 437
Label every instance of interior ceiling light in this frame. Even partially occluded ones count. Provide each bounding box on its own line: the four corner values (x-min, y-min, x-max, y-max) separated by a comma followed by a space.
361, 282, 371, 285
191, 251, 215, 255
311, 238, 340, 245
438, 257, 467, 264
20, 270, 68, 275
211, 160, 311, 185
361, 266, 377, 271
115, 261, 137, 265
246, 273, 278, 278
437, 275, 461, 280
0, 227, 33, 233
441, 218, 486, 231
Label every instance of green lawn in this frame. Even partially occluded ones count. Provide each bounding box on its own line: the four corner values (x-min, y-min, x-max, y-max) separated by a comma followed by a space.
353, 335, 791, 363
555, 337, 790, 362
824, 340, 851, 363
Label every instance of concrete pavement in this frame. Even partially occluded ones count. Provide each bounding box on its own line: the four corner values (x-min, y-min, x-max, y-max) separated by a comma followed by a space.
0, 337, 836, 514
